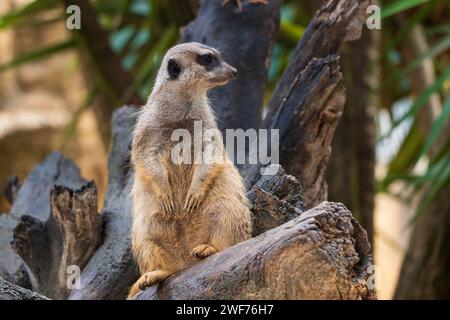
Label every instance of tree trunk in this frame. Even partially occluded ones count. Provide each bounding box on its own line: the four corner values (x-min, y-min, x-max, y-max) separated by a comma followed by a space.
394, 22, 450, 300
63, 0, 143, 148
244, 0, 370, 210
395, 185, 450, 299
0, 276, 48, 300
327, 25, 380, 244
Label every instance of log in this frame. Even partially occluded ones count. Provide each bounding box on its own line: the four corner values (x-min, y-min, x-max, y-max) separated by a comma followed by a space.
1, 107, 138, 300
0, 276, 48, 300
3, 175, 20, 206
135, 201, 375, 300
6, 152, 102, 299
0, 213, 33, 289
9, 152, 87, 220
68, 106, 139, 300
266, 0, 369, 113
248, 164, 306, 236
11, 181, 101, 299
243, 0, 370, 208
1, 152, 93, 295
182, 0, 281, 134
327, 24, 379, 244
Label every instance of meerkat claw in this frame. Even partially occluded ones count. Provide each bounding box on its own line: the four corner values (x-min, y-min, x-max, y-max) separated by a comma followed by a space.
136, 270, 171, 290
192, 244, 217, 258
160, 194, 174, 213
184, 192, 202, 212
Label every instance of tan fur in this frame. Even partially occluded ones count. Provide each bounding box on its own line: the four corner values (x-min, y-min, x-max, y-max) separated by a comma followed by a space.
128, 43, 252, 299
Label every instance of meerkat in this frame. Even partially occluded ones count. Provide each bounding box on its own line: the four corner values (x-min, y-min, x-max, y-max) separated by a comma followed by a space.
128, 42, 252, 299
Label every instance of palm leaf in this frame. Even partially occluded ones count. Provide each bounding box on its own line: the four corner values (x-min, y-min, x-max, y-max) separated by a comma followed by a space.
381, 67, 450, 138
418, 93, 450, 158
0, 0, 60, 29
382, 0, 432, 19
384, 34, 450, 87
386, 1, 436, 51
414, 154, 450, 219
0, 39, 76, 72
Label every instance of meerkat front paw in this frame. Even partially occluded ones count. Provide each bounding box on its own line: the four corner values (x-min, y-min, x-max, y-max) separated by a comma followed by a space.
192, 244, 218, 258
158, 193, 175, 213
137, 270, 171, 290
184, 190, 205, 212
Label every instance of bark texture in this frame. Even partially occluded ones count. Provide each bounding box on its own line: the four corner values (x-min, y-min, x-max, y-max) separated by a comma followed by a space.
68, 106, 139, 300
244, 0, 370, 209
12, 181, 101, 299
395, 185, 450, 299
136, 201, 374, 300
0, 276, 48, 300
327, 25, 379, 244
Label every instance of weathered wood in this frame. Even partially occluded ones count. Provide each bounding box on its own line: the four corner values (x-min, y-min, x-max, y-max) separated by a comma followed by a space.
3, 175, 20, 206
68, 106, 139, 300
244, 0, 370, 208
0, 276, 48, 300
1, 152, 90, 293
182, 0, 281, 134
248, 164, 305, 236
135, 201, 375, 300
11, 180, 101, 299
327, 25, 380, 244
266, 0, 369, 115
244, 55, 345, 205
0, 213, 33, 289
9, 152, 87, 221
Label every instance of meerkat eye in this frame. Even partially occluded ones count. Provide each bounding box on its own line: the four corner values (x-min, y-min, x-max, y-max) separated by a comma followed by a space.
197, 53, 214, 66
167, 58, 181, 80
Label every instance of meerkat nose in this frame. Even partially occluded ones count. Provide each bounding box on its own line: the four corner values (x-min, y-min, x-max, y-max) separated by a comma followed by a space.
231, 68, 238, 78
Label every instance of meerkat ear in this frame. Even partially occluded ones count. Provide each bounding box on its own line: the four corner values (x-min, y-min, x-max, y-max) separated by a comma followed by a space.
167, 58, 181, 80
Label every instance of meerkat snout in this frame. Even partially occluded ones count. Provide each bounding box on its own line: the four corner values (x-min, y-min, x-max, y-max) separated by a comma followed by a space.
231, 67, 238, 78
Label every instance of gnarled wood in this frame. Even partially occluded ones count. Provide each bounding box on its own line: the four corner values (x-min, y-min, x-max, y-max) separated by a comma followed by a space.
1, 152, 92, 293
248, 164, 305, 236
135, 201, 375, 300
0, 276, 48, 300
244, 0, 370, 208
68, 106, 139, 300
12, 180, 101, 299
0, 213, 32, 290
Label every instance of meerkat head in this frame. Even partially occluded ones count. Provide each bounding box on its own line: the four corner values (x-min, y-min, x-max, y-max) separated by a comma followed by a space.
155, 42, 237, 93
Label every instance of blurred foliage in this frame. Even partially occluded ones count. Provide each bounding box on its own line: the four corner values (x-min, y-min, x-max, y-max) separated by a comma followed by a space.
0, 0, 449, 216
378, 0, 450, 217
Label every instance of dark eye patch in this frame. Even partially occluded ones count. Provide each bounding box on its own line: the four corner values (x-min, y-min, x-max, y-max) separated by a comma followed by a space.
167, 58, 181, 80
196, 53, 219, 71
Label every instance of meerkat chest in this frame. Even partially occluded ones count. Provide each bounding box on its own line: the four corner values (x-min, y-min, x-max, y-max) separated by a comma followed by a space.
159, 117, 218, 153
